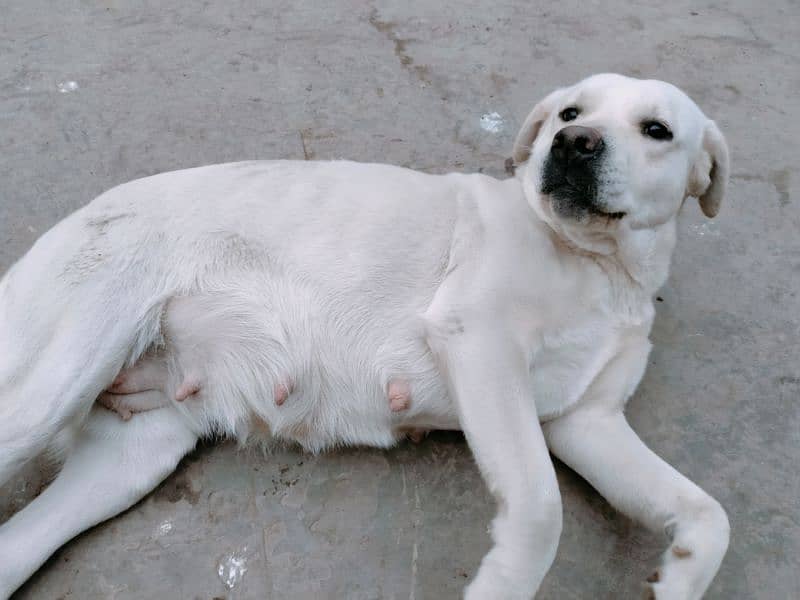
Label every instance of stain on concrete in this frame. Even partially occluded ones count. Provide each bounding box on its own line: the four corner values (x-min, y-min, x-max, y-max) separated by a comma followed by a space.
489, 71, 515, 92
623, 15, 645, 31
732, 169, 791, 206
298, 128, 337, 161
724, 83, 742, 97
154, 468, 201, 505
152, 444, 213, 505
771, 168, 791, 206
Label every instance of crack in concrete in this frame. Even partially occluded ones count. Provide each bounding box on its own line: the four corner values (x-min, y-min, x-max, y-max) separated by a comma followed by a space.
409, 482, 421, 600
368, 9, 431, 84
299, 129, 313, 160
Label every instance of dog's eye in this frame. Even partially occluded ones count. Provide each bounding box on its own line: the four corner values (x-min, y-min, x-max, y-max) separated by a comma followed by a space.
642, 121, 673, 141
559, 107, 580, 122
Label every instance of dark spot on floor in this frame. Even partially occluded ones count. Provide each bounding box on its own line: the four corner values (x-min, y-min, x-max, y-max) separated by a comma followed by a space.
724, 83, 741, 97
151, 445, 214, 506
153, 469, 201, 505
770, 168, 790, 207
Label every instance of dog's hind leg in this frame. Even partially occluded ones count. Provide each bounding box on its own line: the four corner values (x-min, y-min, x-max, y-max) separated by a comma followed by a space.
107, 353, 169, 394
0, 300, 155, 488
0, 256, 169, 487
0, 405, 197, 599
100, 354, 175, 419
0, 334, 115, 487
98, 389, 171, 421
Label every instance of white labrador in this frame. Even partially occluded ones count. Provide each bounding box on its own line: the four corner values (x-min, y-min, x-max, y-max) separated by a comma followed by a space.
0, 73, 730, 599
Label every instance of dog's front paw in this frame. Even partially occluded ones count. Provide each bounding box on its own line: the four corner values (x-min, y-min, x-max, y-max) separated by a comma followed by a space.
642, 501, 729, 600
643, 577, 693, 600
642, 557, 701, 600
464, 575, 533, 600
463, 552, 537, 600
641, 538, 726, 600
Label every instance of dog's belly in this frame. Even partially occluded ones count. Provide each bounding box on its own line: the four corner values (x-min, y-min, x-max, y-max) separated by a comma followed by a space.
264, 293, 458, 450
139, 286, 458, 451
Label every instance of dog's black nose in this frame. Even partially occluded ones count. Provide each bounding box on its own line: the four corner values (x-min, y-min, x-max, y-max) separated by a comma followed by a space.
551, 126, 604, 164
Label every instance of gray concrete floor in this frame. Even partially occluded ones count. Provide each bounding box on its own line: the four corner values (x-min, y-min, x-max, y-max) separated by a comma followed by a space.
1, 1, 798, 598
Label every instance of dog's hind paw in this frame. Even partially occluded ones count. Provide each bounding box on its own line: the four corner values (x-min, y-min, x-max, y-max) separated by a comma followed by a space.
407, 429, 428, 443
97, 393, 134, 420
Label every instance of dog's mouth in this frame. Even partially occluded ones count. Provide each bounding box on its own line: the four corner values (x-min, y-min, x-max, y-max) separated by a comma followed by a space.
585, 205, 626, 220
540, 157, 626, 221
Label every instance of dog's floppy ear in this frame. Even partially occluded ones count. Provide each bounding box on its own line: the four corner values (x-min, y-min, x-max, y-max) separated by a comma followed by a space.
687, 120, 729, 218
512, 88, 564, 165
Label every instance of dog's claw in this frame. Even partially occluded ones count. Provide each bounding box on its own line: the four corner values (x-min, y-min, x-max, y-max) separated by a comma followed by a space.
97, 393, 135, 420
109, 373, 127, 391
671, 545, 692, 559
407, 429, 428, 443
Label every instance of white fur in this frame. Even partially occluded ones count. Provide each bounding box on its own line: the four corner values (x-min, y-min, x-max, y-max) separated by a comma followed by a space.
0, 74, 729, 599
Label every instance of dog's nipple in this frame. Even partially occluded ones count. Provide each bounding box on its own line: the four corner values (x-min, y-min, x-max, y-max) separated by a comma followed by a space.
175, 378, 201, 402
388, 378, 411, 412
274, 381, 292, 406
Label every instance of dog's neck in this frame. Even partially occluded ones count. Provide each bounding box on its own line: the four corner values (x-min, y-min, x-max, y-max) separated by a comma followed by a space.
550, 220, 676, 315
518, 168, 677, 300
613, 220, 677, 294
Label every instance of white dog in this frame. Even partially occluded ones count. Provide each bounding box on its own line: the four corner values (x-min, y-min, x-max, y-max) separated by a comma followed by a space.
0, 73, 730, 599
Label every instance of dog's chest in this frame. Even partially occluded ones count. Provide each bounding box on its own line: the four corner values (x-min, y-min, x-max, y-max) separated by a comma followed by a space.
528, 318, 619, 420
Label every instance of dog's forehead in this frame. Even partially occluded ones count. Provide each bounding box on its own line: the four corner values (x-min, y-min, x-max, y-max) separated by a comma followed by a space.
562, 74, 705, 135
573, 76, 683, 110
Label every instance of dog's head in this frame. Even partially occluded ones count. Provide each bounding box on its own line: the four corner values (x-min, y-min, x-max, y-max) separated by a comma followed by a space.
513, 74, 728, 250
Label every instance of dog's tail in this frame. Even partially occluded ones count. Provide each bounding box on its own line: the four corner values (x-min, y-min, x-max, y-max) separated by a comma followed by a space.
0, 238, 165, 488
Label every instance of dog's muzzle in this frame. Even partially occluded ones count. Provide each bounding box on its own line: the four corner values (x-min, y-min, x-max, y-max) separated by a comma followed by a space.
540, 126, 624, 220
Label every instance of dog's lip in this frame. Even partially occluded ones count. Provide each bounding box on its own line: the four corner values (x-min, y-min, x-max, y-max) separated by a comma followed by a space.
587, 205, 626, 220
541, 184, 626, 220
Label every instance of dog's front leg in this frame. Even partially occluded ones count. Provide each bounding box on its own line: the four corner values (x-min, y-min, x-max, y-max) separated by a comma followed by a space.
542, 341, 730, 599
426, 320, 561, 600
